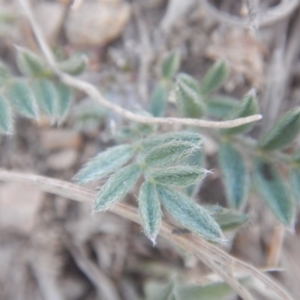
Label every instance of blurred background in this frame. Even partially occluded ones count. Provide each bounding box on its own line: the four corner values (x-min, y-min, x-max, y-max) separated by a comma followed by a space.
0, 0, 300, 299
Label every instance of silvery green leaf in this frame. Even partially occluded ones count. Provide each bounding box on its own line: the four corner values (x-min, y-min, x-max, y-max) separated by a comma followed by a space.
150, 83, 168, 117
183, 148, 205, 197
144, 141, 197, 168
177, 281, 236, 300
218, 142, 249, 209
177, 73, 201, 95
74, 144, 136, 184
55, 82, 73, 120
138, 181, 162, 244
32, 78, 58, 119
176, 74, 204, 119
254, 157, 294, 225
94, 164, 142, 211
290, 167, 300, 206
207, 205, 249, 231
292, 148, 300, 164
222, 92, 258, 135
200, 60, 229, 96
16, 47, 46, 76
141, 131, 203, 151
151, 166, 208, 187
162, 51, 181, 80
157, 185, 225, 243
146, 279, 178, 300
0, 61, 10, 86
58, 53, 88, 75
6, 80, 38, 119
205, 96, 238, 118
258, 108, 300, 151
0, 94, 13, 134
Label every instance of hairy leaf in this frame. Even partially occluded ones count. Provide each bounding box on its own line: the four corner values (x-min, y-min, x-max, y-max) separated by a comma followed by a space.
94, 164, 142, 211
6, 80, 38, 119
139, 181, 162, 244
205, 96, 238, 118
222, 92, 258, 135
144, 141, 197, 168
258, 108, 300, 151
207, 206, 249, 231
141, 131, 203, 151
0, 61, 10, 86
59, 53, 88, 75
150, 83, 168, 117
0, 94, 13, 134
146, 279, 178, 300
32, 78, 58, 119
55, 82, 73, 120
151, 166, 208, 186
177, 73, 201, 95
162, 51, 181, 80
74, 144, 136, 184
218, 142, 249, 209
176, 74, 204, 118
292, 148, 300, 164
177, 281, 237, 300
16, 47, 46, 76
183, 149, 205, 197
290, 167, 300, 206
157, 186, 224, 242
200, 60, 229, 96
254, 157, 294, 225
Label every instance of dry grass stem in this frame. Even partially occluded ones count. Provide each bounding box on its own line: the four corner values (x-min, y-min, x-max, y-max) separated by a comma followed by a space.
0, 169, 292, 300
18, 0, 262, 129
200, 0, 299, 28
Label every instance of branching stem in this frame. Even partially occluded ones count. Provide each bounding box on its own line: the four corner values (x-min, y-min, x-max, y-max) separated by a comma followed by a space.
18, 0, 262, 129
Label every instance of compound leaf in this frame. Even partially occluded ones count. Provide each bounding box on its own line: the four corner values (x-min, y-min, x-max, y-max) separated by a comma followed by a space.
254, 157, 294, 225
157, 185, 225, 243
218, 142, 249, 209
0, 94, 13, 134
138, 181, 162, 244
74, 144, 136, 184
258, 108, 300, 151
200, 60, 229, 96
151, 166, 208, 187
94, 164, 142, 211
6, 79, 38, 119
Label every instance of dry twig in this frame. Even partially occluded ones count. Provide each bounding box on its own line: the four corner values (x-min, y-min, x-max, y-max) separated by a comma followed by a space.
200, 0, 299, 28
18, 0, 262, 129
0, 169, 292, 300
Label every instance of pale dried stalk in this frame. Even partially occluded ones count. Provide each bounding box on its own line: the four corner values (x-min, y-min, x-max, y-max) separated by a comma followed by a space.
200, 0, 299, 28
18, 0, 262, 129
0, 169, 292, 300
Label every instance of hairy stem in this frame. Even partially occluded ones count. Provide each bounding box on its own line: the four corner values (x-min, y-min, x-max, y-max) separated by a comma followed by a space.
18, 0, 262, 129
